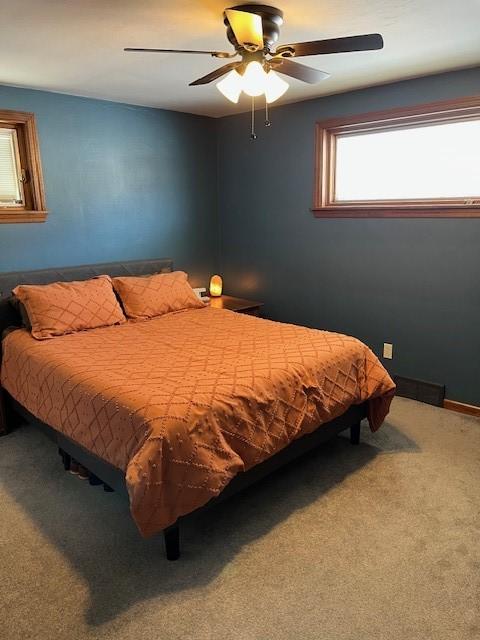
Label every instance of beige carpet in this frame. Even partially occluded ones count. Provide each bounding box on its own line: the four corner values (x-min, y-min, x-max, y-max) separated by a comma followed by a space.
0, 397, 479, 640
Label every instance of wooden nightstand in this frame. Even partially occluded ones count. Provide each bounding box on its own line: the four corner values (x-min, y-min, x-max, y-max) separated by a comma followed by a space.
209, 295, 263, 316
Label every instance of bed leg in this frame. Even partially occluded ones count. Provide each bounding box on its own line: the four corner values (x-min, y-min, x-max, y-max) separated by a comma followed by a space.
350, 422, 361, 445
59, 448, 71, 471
164, 523, 180, 561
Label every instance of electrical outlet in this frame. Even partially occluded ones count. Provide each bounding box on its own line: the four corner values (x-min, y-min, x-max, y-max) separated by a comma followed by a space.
383, 343, 393, 359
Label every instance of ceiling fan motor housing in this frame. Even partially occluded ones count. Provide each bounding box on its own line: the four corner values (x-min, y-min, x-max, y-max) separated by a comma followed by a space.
224, 4, 284, 52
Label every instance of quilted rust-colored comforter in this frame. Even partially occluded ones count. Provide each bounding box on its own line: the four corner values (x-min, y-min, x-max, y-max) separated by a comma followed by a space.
1, 307, 395, 536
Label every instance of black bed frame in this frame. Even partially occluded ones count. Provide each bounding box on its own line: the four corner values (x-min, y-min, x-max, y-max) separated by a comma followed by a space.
0, 258, 367, 560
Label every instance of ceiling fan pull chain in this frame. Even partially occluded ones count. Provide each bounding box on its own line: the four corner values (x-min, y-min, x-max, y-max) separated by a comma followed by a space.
265, 97, 271, 127
250, 96, 257, 141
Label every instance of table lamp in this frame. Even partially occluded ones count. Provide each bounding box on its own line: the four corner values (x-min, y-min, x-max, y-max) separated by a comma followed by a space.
209, 275, 223, 297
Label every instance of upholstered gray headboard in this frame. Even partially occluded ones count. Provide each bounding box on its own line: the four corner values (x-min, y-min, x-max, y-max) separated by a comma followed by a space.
0, 257, 173, 337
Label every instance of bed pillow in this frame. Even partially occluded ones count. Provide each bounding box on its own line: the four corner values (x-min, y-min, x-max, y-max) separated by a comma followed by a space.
13, 275, 126, 340
112, 271, 205, 320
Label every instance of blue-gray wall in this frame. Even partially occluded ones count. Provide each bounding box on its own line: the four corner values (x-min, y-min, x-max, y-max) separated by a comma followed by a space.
2, 69, 479, 404
0, 85, 218, 285
217, 67, 480, 405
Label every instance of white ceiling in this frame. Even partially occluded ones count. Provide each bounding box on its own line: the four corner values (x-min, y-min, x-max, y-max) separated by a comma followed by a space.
1, 0, 479, 117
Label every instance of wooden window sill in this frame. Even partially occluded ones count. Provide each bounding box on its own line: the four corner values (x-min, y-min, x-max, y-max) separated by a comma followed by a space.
0, 211, 48, 223
312, 206, 480, 218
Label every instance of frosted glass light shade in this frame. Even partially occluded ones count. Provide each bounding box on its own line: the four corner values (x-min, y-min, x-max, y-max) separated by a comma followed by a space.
264, 70, 289, 103
209, 274, 223, 297
216, 71, 243, 104
242, 61, 268, 97
216, 62, 290, 104
264, 71, 289, 104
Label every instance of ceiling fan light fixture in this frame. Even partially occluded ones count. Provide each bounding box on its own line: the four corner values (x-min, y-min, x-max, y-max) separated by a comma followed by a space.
216, 69, 243, 103
126, 4, 384, 112
241, 61, 268, 97
264, 70, 289, 103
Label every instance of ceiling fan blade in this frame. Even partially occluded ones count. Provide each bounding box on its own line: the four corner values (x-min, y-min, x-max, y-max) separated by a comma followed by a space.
270, 59, 329, 84
189, 61, 243, 86
124, 48, 234, 59
225, 8, 263, 51
275, 33, 384, 58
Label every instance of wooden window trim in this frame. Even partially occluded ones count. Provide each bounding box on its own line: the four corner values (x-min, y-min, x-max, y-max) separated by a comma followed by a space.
312, 95, 480, 218
0, 109, 47, 223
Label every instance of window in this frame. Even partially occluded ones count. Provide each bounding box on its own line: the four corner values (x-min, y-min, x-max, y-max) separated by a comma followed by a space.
0, 128, 23, 206
313, 96, 480, 217
0, 110, 47, 223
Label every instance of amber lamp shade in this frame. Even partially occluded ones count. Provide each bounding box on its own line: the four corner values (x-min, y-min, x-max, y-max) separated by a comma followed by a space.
209, 275, 223, 297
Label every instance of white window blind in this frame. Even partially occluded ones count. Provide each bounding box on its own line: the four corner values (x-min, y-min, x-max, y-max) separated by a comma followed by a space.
0, 127, 22, 205
334, 118, 480, 202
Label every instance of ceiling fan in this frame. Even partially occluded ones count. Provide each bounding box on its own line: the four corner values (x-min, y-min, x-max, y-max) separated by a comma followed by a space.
125, 3, 384, 106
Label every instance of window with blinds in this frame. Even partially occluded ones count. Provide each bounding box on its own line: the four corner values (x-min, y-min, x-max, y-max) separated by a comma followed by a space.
0, 110, 47, 223
0, 127, 24, 206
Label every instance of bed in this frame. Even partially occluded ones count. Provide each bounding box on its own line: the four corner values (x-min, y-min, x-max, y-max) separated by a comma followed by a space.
0, 258, 395, 559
